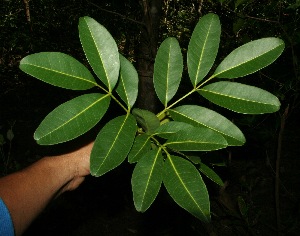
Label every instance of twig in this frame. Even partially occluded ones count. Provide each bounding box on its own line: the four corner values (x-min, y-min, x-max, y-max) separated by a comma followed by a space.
23, 0, 32, 31
275, 104, 289, 236
85, 0, 145, 26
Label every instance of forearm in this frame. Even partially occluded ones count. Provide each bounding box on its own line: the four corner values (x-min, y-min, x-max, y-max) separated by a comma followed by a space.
0, 155, 75, 236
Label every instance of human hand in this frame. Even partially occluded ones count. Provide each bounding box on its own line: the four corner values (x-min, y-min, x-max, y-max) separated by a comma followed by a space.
58, 141, 94, 193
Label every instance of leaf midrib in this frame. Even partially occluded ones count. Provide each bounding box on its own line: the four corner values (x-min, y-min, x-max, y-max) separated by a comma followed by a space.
168, 156, 206, 218
36, 94, 108, 140
23, 62, 98, 86
213, 42, 283, 77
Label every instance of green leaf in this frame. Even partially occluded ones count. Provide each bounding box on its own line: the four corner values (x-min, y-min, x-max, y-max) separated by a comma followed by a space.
132, 149, 163, 212
90, 114, 137, 177
116, 54, 139, 109
165, 127, 227, 151
154, 121, 193, 139
19, 52, 97, 90
132, 108, 160, 134
169, 105, 245, 146
154, 37, 183, 107
79, 16, 120, 91
163, 155, 210, 222
199, 81, 281, 114
34, 93, 110, 145
187, 13, 221, 87
213, 38, 285, 79
128, 134, 152, 163
199, 162, 224, 186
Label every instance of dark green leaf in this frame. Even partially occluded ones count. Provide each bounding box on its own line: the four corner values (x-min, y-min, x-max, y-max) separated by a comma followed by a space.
132, 108, 160, 134
20, 52, 97, 90
116, 54, 139, 109
34, 93, 110, 145
163, 155, 210, 222
154, 37, 183, 107
199, 81, 281, 114
132, 149, 163, 212
165, 127, 227, 151
187, 13, 221, 87
169, 105, 245, 146
154, 121, 193, 139
79, 16, 119, 91
128, 134, 152, 163
90, 114, 137, 177
213, 38, 285, 79
199, 162, 224, 186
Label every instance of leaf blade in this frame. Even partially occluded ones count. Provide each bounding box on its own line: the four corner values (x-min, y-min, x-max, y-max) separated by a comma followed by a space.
187, 13, 221, 87
34, 93, 110, 145
199, 162, 224, 186
128, 134, 152, 163
90, 114, 137, 177
154, 37, 183, 107
132, 108, 160, 135
199, 81, 281, 114
163, 155, 210, 222
132, 149, 163, 212
116, 54, 139, 108
213, 38, 285, 78
79, 16, 120, 91
165, 127, 227, 151
19, 52, 97, 90
169, 105, 245, 146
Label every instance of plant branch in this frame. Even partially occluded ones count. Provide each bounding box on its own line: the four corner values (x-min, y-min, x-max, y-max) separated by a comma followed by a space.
85, 0, 145, 26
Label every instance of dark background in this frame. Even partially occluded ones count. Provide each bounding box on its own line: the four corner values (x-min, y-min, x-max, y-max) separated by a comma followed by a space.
1, 0, 299, 235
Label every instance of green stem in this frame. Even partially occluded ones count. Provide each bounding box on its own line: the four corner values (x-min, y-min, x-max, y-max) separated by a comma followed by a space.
157, 76, 215, 119
95, 84, 128, 113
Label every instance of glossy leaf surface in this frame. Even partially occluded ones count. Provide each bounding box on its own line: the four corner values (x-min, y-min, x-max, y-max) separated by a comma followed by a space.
34, 93, 110, 145
187, 13, 221, 87
91, 114, 137, 176
163, 155, 210, 222
128, 134, 152, 163
165, 127, 227, 151
116, 54, 139, 109
79, 16, 119, 91
154, 37, 183, 107
213, 38, 285, 78
169, 105, 245, 146
132, 149, 163, 212
20, 52, 97, 90
199, 81, 281, 114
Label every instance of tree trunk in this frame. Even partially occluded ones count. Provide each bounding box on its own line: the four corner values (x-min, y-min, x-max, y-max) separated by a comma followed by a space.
136, 0, 162, 113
